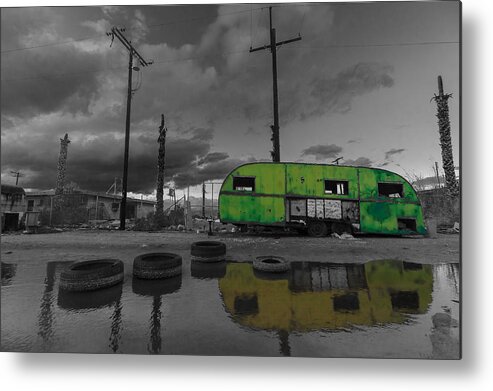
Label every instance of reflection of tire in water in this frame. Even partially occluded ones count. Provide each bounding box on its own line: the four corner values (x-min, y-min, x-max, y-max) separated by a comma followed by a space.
133, 253, 182, 279
253, 256, 290, 273
57, 282, 124, 353
132, 275, 182, 297
253, 268, 290, 281
191, 241, 226, 262
191, 261, 227, 279
132, 275, 182, 354
1, 262, 17, 285
58, 283, 123, 311
59, 259, 124, 291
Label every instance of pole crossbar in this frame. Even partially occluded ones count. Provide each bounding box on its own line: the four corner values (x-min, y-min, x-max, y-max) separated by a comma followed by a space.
249, 7, 301, 163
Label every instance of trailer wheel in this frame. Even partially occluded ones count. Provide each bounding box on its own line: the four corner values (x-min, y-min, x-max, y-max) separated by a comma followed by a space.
331, 222, 352, 235
307, 221, 329, 237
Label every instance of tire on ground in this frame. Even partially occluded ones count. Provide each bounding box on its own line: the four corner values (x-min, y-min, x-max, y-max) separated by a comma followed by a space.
253, 256, 290, 273
133, 252, 182, 279
59, 259, 124, 292
191, 241, 226, 262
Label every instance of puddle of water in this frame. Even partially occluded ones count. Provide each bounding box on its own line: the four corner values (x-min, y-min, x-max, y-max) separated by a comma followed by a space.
0, 259, 460, 358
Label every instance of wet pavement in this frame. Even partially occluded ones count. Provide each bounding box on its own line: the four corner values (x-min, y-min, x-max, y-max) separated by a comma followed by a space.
1, 257, 460, 358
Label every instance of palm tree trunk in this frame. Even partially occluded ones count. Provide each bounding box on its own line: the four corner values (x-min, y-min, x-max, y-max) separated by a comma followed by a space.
433, 76, 458, 198
156, 115, 167, 225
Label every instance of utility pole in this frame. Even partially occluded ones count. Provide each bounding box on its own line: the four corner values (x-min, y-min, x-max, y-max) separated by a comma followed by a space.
250, 6, 301, 162
202, 182, 206, 218
10, 171, 23, 186
107, 26, 152, 230
434, 161, 441, 189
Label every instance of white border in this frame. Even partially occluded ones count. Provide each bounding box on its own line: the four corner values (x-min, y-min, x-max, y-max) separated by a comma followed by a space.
2, 0, 491, 390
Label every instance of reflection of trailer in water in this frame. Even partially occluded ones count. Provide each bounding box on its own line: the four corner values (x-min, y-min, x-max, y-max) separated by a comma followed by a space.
218, 162, 427, 236
219, 260, 433, 332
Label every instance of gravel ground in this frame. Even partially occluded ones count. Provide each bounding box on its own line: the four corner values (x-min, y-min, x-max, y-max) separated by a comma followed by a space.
1, 229, 460, 265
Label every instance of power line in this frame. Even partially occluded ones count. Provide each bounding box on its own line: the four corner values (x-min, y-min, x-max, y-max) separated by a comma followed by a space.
1, 40, 459, 83
285, 41, 460, 49
1, 34, 104, 54
1, 64, 127, 83
0, 6, 268, 55
1, 49, 249, 83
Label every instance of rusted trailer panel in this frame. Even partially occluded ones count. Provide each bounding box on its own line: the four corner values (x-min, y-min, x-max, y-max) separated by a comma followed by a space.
218, 162, 426, 236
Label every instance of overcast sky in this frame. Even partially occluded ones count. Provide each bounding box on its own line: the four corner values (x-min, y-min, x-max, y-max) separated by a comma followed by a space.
1, 1, 460, 198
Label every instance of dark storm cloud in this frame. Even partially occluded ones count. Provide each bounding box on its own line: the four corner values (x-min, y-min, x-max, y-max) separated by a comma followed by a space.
384, 148, 406, 160
0, 126, 227, 193
301, 144, 343, 160
1, 45, 104, 117
172, 156, 256, 188
197, 152, 229, 166
308, 62, 394, 116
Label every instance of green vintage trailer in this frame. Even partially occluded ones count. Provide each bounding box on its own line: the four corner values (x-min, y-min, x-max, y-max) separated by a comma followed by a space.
218, 162, 427, 236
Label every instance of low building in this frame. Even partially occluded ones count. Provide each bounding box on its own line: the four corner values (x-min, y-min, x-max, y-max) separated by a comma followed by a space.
25, 190, 155, 224
1, 184, 27, 231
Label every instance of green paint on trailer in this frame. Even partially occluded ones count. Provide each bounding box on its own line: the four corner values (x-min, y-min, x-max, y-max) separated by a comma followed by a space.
219, 162, 427, 235
286, 164, 359, 199
219, 194, 285, 225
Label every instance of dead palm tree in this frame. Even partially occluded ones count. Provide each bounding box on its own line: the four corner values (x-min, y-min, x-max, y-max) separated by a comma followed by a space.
432, 76, 459, 198
155, 115, 167, 225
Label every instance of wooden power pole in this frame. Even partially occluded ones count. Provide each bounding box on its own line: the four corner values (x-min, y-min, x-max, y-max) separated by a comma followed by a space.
202, 182, 206, 219
107, 27, 152, 230
250, 6, 301, 162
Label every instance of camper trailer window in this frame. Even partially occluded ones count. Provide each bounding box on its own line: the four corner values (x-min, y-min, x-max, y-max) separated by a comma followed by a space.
324, 180, 349, 195
378, 182, 403, 198
233, 177, 255, 192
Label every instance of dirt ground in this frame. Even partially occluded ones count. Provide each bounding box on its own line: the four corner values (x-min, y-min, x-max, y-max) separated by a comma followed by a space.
1, 229, 460, 266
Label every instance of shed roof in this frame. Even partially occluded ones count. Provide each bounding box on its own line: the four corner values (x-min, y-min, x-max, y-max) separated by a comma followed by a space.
1, 184, 25, 195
